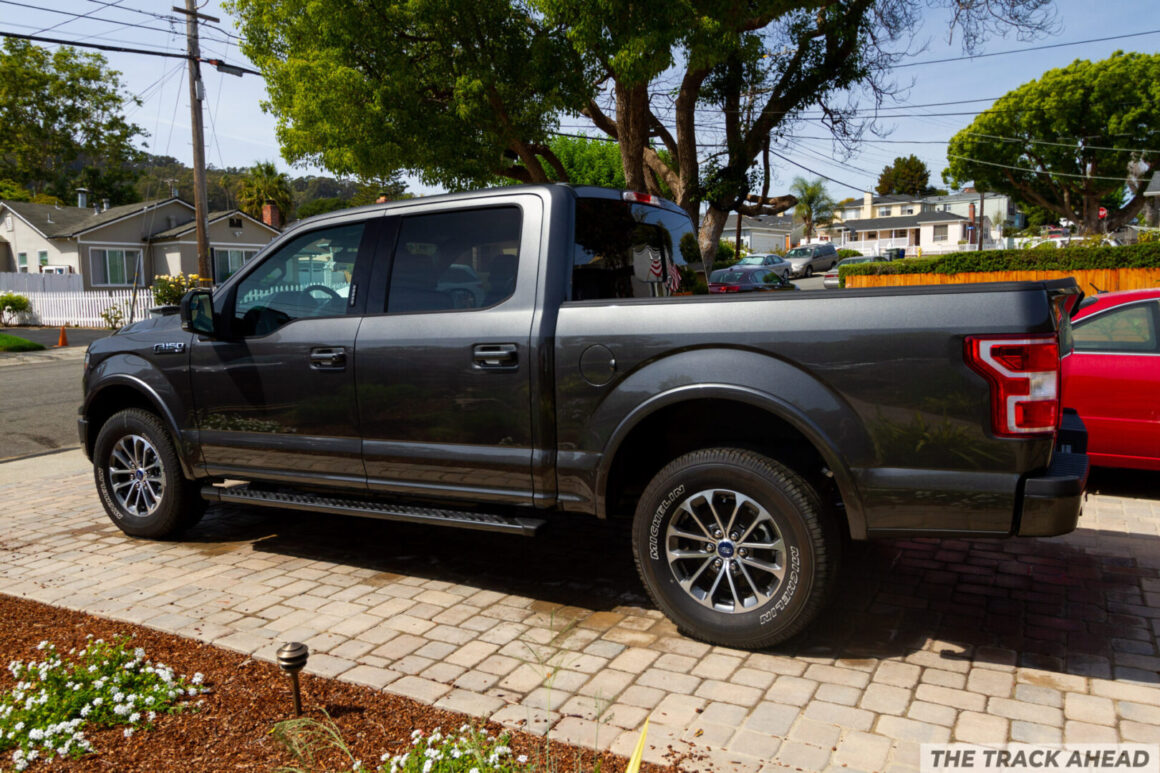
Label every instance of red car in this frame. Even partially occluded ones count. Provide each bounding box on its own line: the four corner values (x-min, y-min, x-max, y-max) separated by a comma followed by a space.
1062, 288, 1160, 470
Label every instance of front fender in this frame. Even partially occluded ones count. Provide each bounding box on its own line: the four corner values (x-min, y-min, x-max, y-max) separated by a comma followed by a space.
591, 348, 874, 538
83, 354, 200, 478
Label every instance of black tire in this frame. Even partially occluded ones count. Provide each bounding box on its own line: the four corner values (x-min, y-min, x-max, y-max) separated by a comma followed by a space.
803, 265, 813, 278
93, 408, 206, 539
632, 448, 838, 649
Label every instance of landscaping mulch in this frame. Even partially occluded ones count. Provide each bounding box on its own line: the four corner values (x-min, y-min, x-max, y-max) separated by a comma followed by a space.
0, 594, 684, 772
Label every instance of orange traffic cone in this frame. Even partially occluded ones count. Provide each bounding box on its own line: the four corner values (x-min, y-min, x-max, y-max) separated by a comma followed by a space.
56, 326, 69, 347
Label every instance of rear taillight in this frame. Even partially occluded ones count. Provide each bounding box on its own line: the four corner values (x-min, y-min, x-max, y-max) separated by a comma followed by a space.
965, 335, 1060, 437
622, 191, 659, 205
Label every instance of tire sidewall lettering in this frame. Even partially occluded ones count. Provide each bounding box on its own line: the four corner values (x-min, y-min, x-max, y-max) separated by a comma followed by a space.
649, 483, 685, 561
759, 545, 800, 625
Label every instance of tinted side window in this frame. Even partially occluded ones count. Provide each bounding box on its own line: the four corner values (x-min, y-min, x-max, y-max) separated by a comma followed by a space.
571, 198, 694, 300
1073, 302, 1159, 353
387, 207, 521, 313
234, 222, 364, 336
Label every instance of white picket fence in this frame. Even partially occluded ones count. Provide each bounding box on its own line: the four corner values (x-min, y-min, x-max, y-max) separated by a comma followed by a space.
7, 289, 157, 328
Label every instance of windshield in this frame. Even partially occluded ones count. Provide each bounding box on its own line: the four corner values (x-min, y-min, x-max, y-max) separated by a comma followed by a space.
785, 248, 810, 259
737, 256, 766, 265
710, 270, 747, 283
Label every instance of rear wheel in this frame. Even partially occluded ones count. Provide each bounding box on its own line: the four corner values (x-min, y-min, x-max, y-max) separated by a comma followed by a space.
632, 448, 838, 649
93, 408, 206, 539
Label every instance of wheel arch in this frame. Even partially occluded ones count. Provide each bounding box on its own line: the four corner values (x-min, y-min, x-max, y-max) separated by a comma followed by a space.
597, 383, 868, 540
83, 375, 196, 479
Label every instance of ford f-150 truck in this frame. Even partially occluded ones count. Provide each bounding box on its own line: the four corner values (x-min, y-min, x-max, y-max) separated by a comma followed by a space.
80, 185, 1088, 649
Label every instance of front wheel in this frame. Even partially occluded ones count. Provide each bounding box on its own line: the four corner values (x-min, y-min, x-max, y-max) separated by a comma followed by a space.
93, 408, 206, 539
632, 448, 838, 649
803, 265, 813, 278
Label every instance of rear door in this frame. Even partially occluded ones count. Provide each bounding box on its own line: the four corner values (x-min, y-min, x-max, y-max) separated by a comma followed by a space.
190, 218, 378, 488
1063, 298, 1160, 467
354, 195, 541, 505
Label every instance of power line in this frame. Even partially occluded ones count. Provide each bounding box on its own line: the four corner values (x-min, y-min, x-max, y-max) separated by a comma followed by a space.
892, 28, 1160, 68
0, 29, 261, 75
946, 154, 1140, 182
0, 0, 172, 36
32, 0, 118, 35
794, 134, 1160, 153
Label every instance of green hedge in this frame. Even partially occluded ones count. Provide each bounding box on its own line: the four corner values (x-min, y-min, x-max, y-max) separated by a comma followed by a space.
841, 243, 1160, 280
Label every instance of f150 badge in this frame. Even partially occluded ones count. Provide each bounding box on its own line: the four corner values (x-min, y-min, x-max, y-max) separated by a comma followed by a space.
153, 342, 186, 355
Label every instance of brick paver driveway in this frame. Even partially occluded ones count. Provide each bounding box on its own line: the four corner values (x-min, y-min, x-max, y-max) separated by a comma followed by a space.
1, 451, 1157, 772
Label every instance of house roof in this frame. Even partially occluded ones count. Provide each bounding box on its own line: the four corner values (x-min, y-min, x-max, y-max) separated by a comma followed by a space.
923, 191, 1007, 204
871, 194, 918, 205
1, 198, 188, 239
149, 209, 279, 241
723, 213, 796, 232
836, 211, 967, 232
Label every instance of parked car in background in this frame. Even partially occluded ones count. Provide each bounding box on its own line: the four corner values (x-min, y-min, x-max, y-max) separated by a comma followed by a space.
783, 243, 838, 278
823, 256, 878, 290
708, 266, 797, 293
1062, 288, 1160, 470
734, 254, 791, 280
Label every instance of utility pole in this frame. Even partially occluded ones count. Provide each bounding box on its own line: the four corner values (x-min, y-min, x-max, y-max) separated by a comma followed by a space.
978, 190, 985, 252
174, 2, 218, 285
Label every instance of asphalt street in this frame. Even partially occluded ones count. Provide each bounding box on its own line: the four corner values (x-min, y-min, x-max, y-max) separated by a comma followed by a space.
4, 326, 111, 348
0, 356, 84, 461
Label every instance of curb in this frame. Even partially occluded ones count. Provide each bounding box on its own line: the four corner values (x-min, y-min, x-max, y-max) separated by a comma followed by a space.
0, 346, 87, 367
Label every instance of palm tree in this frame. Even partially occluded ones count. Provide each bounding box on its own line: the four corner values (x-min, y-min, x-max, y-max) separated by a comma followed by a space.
790, 177, 836, 241
236, 161, 293, 222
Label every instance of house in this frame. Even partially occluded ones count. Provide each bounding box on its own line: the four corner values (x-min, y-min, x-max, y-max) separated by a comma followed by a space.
721, 213, 802, 253
0, 193, 280, 289
830, 211, 972, 257
823, 190, 1018, 255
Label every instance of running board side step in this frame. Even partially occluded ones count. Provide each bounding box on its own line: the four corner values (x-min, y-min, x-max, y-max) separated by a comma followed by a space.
201, 485, 546, 536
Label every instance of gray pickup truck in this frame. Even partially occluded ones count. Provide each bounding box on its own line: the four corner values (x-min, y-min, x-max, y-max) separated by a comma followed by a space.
80, 184, 1088, 649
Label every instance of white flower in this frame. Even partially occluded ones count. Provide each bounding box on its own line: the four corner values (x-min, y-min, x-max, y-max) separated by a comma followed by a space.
36, 641, 47, 650
134, 648, 146, 659
191, 673, 204, 685
123, 728, 134, 739
92, 697, 102, 706
129, 712, 141, 723
29, 729, 44, 741
422, 760, 433, 773
411, 729, 423, 739
518, 754, 529, 763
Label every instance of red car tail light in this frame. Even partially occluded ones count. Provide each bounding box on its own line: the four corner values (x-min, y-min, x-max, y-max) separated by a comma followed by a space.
965, 335, 1060, 437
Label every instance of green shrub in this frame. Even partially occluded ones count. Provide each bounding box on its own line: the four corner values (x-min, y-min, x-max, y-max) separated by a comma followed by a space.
836, 249, 863, 259
0, 292, 31, 326
151, 274, 200, 307
840, 243, 1160, 282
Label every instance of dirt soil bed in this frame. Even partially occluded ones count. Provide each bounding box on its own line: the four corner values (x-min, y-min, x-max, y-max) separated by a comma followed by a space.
0, 594, 684, 772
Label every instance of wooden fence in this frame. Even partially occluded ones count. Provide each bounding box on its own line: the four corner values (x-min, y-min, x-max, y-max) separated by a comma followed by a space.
5, 289, 156, 328
845, 268, 1160, 292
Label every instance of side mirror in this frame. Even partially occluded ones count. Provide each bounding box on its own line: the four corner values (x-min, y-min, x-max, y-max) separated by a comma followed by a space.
180, 288, 217, 337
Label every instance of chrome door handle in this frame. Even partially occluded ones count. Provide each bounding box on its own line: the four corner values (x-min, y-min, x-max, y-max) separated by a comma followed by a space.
309, 347, 346, 369
472, 343, 518, 369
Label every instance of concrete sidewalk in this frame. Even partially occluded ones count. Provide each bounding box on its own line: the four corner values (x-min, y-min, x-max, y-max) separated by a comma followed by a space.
1, 451, 1158, 772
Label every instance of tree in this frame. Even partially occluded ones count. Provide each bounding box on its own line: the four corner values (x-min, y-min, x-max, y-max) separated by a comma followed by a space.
944, 52, 1159, 235
790, 177, 835, 240
236, 162, 294, 221
0, 40, 143, 204
231, 0, 1057, 264
877, 155, 933, 196
547, 134, 626, 189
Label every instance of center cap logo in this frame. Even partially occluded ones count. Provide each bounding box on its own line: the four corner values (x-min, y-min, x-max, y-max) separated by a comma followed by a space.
717, 541, 735, 558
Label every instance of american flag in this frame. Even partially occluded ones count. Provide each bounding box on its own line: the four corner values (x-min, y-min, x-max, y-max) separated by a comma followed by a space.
666, 259, 682, 293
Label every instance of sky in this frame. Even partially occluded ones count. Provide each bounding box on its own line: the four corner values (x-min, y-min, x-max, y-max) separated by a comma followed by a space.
1, 0, 1156, 201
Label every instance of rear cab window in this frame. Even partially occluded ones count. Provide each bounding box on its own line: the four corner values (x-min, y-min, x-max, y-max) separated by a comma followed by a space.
570, 195, 695, 301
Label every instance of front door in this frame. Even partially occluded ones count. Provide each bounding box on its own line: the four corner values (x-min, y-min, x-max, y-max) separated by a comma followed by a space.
190, 219, 377, 488
355, 198, 538, 505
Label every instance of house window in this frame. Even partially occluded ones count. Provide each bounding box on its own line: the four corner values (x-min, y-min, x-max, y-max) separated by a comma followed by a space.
864, 231, 878, 240
38, 250, 48, 266
933, 225, 949, 242
17, 252, 28, 273
903, 207, 914, 215
228, 216, 243, 228
90, 248, 143, 285
877, 207, 891, 217
213, 248, 257, 281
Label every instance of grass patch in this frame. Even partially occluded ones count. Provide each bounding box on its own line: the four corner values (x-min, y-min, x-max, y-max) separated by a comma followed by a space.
0, 333, 45, 353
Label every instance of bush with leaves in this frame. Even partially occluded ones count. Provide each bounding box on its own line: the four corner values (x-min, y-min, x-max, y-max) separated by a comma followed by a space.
0, 292, 30, 326
151, 274, 200, 307
840, 243, 1160, 281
